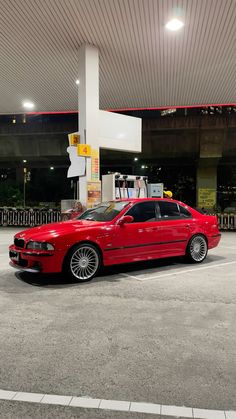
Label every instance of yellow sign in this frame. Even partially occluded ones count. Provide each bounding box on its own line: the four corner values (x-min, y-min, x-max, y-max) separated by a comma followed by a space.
91, 148, 99, 181
198, 188, 216, 208
87, 181, 101, 208
77, 144, 91, 157
69, 133, 80, 146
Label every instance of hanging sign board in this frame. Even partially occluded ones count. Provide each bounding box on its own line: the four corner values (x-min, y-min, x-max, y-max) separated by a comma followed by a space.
69, 133, 80, 146
77, 144, 91, 157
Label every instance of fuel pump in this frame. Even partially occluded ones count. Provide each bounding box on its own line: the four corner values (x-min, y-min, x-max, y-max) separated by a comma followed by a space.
102, 173, 148, 201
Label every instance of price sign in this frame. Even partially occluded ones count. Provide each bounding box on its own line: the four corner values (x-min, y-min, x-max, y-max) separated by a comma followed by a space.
91, 148, 99, 181
77, 144, 91, 157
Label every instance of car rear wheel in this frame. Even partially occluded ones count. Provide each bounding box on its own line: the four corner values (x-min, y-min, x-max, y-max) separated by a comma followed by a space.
65, 243, 101, 282
186, 234, 208, 263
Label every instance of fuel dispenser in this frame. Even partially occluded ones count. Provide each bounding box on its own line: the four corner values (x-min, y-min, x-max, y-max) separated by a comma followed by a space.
102, 173, 148, 201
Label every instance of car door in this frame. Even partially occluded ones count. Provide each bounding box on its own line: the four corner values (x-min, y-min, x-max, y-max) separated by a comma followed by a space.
108, 201, 160, 263
155, 201, 193, 256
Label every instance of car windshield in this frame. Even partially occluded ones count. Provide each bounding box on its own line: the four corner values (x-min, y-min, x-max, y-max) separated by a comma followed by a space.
77, 201, 130, 221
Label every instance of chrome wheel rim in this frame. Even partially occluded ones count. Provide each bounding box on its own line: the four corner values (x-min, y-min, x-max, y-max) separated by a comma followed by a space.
70, 246, 99, 280
190, 236, 207, 262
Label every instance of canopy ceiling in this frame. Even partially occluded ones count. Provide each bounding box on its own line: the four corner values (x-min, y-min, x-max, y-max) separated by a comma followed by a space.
0, 0, 235, 114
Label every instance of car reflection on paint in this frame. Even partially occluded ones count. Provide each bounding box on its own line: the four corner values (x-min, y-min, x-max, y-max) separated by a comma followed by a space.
9, 198, 221, 282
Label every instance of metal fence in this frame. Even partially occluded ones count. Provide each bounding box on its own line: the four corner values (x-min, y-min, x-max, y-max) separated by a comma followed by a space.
0, 207, 236, 230
217, 213, 236, 230
0, 208, 61, 227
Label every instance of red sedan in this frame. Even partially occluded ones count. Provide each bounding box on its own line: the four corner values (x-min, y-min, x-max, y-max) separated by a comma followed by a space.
9, 199, 221, 282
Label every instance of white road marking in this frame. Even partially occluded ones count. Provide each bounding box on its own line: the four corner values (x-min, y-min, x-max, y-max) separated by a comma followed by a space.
0, 389, 235, 418
120, 272, 142, 280
120, 261, 236, 281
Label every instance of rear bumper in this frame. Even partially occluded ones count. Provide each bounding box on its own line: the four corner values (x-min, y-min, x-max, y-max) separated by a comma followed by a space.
9, 245, 64, 273
208, 233, 221, 249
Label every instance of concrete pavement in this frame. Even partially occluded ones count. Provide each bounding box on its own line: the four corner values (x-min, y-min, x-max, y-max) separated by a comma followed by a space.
0, 228, 236, 418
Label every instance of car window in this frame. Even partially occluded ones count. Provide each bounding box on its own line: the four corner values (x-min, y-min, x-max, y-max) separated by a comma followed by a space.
179, 205, 192, 218
78, 201, 130, 221
158, 201, 180, 219
126, 201, 157, 222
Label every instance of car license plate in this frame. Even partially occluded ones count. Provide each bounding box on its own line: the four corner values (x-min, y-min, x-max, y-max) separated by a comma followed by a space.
10, 250, 19, 262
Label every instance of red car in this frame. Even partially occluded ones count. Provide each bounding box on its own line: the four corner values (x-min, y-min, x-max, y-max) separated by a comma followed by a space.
9, 199, 221, 282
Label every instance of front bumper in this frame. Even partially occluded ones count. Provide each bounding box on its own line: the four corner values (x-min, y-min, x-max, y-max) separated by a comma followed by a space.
9, 245, 63, 273
9, 261, 41, 273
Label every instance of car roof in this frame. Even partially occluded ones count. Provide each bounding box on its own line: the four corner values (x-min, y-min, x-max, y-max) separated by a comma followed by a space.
114, 198, 181, 204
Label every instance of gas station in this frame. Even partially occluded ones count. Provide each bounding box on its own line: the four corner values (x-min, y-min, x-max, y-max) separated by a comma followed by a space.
0, 1, 236, 418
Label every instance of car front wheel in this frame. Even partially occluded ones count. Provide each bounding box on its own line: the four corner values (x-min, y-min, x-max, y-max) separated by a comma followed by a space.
65, 243, 101, 282
186, 234, 208, 263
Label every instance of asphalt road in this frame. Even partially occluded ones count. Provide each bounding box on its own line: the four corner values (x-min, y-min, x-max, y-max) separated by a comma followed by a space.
0, 228, 236, 418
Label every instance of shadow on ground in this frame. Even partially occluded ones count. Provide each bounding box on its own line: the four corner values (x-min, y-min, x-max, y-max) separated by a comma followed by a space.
14, 253, 226, 288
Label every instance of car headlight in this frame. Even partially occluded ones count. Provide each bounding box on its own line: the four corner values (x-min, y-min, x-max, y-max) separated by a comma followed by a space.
26, 241, 54, 251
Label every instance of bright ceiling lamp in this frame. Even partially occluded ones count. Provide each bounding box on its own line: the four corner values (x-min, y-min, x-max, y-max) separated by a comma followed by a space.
23, 101, 35, 109
165, 18, 184, 31
76, 79, 80, 85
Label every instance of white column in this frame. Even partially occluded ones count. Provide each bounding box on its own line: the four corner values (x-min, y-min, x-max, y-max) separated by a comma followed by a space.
78, 44, 100, 205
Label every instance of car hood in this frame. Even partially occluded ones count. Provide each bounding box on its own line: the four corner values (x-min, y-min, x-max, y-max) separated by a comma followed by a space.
15, 220, 106, 242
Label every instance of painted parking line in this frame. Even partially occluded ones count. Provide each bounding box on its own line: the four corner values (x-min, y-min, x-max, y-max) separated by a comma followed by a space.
121, 260, 236, 281
121, 272, 142, 280
0, 389, 235, 418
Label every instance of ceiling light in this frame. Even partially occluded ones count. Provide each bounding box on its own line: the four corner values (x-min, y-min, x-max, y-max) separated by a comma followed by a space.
50, 166, 54, 170
12, 116, 16, 124
23, 160, 27, 163
141, 165, 145, 169
76, 79, 80, 85
165, 18, 184, 31
134, 157, 138, 161
23, 101, 35, 109
161, 108, 176, 116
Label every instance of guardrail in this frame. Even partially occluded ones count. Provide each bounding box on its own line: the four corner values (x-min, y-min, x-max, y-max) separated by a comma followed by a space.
0, 208, 236, 230
0, 208, 61, 227
217, 213, 236, 230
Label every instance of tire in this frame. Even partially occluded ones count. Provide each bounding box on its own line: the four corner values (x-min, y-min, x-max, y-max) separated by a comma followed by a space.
64, 243, 101, 282
186, 234, 208, 263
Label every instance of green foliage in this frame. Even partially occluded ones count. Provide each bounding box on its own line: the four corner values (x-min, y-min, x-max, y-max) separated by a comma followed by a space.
0, 180, 23, 206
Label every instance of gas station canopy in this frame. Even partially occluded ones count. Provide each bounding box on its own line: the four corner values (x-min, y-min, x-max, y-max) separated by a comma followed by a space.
0, 0, 235, 114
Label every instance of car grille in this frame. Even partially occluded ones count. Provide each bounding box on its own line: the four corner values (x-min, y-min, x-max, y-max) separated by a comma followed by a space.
14, 238, 25, 248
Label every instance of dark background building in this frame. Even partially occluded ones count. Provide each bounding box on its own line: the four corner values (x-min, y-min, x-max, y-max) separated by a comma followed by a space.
0, 106, 235, 210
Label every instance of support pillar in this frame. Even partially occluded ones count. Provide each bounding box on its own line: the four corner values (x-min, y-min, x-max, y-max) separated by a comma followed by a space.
196, 130, 223, 210
78, 44, 100, 206
197, 160, 218, 209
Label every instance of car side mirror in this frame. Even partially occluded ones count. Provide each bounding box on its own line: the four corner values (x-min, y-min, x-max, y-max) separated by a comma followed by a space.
117, 215, 134, 226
